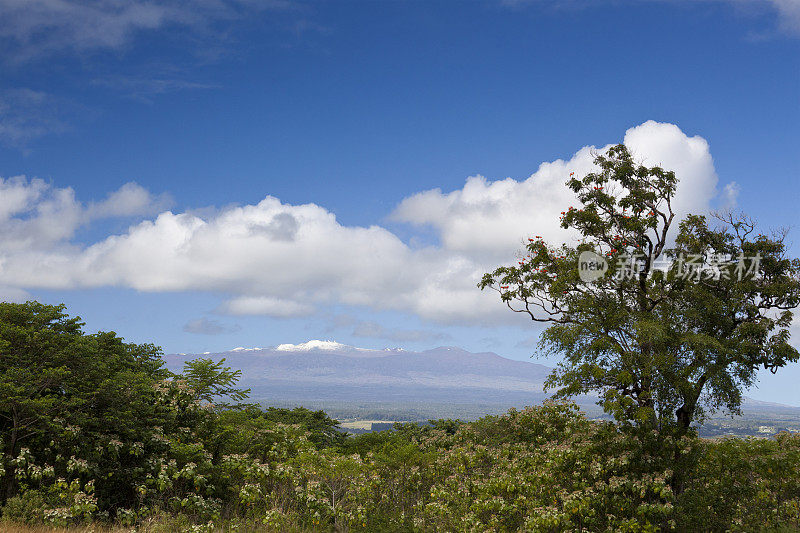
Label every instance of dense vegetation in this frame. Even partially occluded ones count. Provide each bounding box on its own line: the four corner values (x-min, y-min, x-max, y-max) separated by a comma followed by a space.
1, 301, 800, 532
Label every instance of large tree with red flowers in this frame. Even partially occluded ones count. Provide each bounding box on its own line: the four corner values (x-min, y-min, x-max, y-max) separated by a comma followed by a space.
480, 144, 800, 439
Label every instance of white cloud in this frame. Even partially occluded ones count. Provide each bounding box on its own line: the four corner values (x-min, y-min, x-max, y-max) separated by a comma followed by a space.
0, 121, 734, 324
622, 121, 719, 216
391, 160, 582, 259
0, 176, 171, 252
0, 177, 82, 251
87, 182, 173, 219
0, 174, 49, 221
65, 198, 434, 299
392, 121, 720, 261
0, 285, 31, 303
721, 182, 741, 211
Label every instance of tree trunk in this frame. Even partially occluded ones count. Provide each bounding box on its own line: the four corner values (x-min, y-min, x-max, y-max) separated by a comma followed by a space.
670, 404, 694, 497
675, 405, 692, 436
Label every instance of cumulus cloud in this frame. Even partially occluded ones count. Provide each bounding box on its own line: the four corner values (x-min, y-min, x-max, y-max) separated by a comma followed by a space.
0, 121, 733, 324
87, 182, 173, 219
0, 176, 171, 252
0, 182, 503, 322
391, 121, 720, 261
247, 212, 300, 242
0, 285, 31, 303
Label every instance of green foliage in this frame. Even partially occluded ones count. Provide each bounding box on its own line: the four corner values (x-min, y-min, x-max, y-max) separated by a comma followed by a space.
677, 432, 800, 531
260, 407, 346, 449
3, 300, 800, 532
1, 490, 46, 524
0, 301, 171, 515
180, 358, 250, 405
413, 402, 679, 532
479, 145, 800, 441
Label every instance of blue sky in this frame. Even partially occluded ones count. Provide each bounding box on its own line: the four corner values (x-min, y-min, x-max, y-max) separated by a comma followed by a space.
1, 0, 799, 403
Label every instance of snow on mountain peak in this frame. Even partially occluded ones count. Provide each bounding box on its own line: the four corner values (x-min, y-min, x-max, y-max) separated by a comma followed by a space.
275, 340, 353, 352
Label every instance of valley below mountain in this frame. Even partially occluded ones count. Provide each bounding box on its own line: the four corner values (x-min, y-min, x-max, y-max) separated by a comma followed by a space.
165, 340, 800, 437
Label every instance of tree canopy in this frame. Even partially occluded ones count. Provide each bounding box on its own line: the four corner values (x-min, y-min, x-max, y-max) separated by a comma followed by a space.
0, 301, 169, 508
180, 357, 251, 405
480, 144, 800, 436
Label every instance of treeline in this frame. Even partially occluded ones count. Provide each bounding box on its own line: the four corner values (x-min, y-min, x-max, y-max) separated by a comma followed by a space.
1, 302, 800, 532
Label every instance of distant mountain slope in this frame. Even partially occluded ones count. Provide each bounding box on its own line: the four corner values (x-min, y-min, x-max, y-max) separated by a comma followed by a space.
164, 342, 553, 404
164, 341, 800, 415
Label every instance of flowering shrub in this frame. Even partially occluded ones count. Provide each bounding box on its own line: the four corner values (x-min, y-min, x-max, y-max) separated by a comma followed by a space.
1, 304, 797, 531
3, 399, 799, 532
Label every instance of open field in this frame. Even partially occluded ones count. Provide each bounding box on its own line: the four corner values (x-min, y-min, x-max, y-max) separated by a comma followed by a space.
337, 419, 405, 430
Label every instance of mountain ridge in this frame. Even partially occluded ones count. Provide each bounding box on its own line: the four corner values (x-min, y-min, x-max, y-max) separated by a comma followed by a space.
163, 342, 552, 405
164, 341, 800, 411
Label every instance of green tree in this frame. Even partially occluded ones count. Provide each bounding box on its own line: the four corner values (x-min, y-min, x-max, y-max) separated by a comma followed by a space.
261, 407, 346, 448
179, 357, 250, 405
0, 301, 83, 502
480, 145, 800, 441
0, 301, 170, 510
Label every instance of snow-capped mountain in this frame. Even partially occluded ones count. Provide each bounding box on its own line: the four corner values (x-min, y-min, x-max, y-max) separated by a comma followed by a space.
163, 341, 800, 418
163, 341, 552, 404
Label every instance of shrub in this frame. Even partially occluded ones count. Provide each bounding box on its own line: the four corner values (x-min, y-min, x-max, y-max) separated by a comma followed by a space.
1, 490, 47, 524
677, 432, 800, 531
